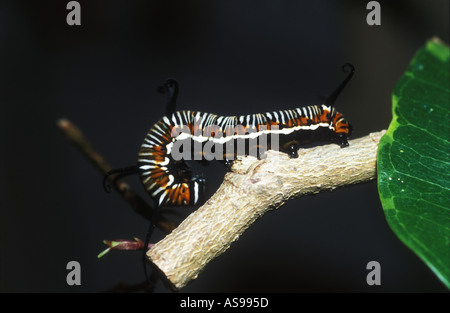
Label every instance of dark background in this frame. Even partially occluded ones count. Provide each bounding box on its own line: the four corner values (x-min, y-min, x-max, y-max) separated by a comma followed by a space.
0, 0, 448, 292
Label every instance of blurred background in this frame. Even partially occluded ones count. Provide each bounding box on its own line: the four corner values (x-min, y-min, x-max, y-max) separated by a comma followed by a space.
0, 0, 448, 292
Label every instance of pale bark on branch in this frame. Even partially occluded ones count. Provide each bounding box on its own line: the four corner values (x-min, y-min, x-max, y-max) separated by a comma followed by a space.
147, 130, 386, 290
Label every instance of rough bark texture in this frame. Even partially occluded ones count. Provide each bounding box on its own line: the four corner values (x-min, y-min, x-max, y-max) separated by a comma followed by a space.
147, 130, 386, 289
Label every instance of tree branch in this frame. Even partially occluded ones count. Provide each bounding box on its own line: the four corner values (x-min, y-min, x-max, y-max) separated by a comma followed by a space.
58, 118, 385, 290
146, 130, 386, 290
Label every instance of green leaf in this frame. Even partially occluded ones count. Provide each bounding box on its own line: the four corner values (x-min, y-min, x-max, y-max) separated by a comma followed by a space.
377, 38, 450, 289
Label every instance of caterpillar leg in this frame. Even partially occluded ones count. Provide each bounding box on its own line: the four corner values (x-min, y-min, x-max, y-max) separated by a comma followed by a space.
103, 165, 140, 192
223, 158, 233, 171
337, 133, 350, 148
280, 141, 300, 158
287, 143, 300, 158
191, 172, 207, 205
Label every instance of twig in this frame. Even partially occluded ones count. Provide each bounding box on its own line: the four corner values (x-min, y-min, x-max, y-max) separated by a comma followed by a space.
97, 238, 154, 258
146, 130, 386, 290
56, 118, 176, 234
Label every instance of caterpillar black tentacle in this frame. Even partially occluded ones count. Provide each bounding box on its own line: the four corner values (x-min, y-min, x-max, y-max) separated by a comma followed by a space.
158, 79, 179, 116
324, 62, 355, 107
103, 165, 140, 193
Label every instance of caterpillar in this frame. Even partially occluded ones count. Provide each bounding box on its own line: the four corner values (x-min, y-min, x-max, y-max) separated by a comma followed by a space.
105, 63, 354, 209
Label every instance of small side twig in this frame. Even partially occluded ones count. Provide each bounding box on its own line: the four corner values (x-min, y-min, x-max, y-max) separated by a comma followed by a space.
56, 118, 176, 234
97, 238, 154, 258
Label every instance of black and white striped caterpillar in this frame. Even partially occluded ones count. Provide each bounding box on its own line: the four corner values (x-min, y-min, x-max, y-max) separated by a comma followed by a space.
105, 63, 354, 209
